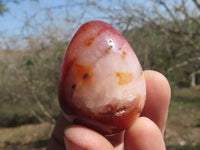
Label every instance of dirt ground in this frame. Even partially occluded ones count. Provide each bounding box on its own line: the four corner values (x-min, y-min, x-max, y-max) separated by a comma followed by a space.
165, 103, 200, 146
0, 123, 53, 150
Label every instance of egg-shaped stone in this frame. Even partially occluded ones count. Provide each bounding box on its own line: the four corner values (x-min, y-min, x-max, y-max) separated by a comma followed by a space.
58, 20, 146, 135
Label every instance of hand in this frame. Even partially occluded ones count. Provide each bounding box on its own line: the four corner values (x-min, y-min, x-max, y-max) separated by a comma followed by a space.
47, 70, 171, 150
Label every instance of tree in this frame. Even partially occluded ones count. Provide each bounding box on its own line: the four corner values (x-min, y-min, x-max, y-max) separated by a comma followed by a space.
149, 0, 200, 86
0, 0, 7, 15
1, 0, 200, 87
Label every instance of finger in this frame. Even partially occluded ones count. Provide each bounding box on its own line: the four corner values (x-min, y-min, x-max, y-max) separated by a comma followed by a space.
47, 114, 123, 150
124, 117, 166, 150
46, 114, 70, 150
64, 125, 114, 150
141, 70, 171, 135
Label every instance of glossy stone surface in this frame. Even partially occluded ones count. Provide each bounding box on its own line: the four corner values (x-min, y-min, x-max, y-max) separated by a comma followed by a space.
58, 20, 146, 135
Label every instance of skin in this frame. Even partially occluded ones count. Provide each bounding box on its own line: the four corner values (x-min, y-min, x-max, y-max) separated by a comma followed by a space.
47, 70, 171, 150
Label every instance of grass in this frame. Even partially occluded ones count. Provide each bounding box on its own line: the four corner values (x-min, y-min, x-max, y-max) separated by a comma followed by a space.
165, 86, 200, 148
169, 86, 200, 114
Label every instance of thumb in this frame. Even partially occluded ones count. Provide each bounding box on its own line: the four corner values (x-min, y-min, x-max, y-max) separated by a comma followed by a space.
124, 117, 166, 150
64, 125, 113, 150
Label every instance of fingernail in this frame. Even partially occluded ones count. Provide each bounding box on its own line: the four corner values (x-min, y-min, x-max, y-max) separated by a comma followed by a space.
64, 136, 85, 150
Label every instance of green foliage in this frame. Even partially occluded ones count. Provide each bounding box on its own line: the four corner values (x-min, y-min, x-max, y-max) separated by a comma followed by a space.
0, 104, 39, 127
0, 0, 40, 15
0, 42, 66, 126
22, 56, 35, 70
167, 144, 200, 150
167, 69, 190, 87
195, 119, 200, 127
0, 1, 8, 15
124, 17, 200, 87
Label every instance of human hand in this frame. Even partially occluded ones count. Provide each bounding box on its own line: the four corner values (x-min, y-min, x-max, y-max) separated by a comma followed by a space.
47, 70, 171, 150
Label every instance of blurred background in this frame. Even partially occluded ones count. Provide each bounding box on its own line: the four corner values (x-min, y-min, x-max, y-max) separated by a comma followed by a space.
0, 0, 200, 149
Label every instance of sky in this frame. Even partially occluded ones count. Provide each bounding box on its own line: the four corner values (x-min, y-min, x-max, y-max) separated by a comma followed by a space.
0, 1, 66, 36
0, 0, 155, 34
0, 0, 72, 49
0, 0, 112, 49
0, 1, 116, 34
0, 0, 197, 50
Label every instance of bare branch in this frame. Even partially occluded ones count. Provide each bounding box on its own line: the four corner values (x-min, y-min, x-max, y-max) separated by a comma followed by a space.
150, 0, 168, 22
157, 0, 183, 28
167, 57, 200, 72
193, 0, 200, 9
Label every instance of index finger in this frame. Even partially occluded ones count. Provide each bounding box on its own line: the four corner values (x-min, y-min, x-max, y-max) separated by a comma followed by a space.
141, 70, 171, 135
